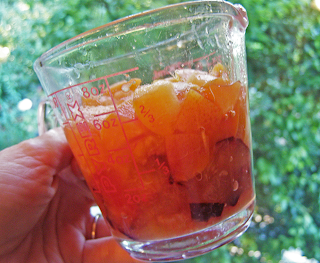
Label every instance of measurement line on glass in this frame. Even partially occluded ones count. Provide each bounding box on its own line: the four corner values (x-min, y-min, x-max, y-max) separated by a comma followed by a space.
47, 67, 139, 97
104, 76, 146, 191
94, 111, 116, 117
50, 66, 155, 192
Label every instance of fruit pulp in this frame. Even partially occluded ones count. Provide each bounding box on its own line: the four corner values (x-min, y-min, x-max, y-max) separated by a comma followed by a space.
64, 64, 255, 241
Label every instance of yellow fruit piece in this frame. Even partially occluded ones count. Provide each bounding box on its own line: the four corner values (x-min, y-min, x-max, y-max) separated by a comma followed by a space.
82, 78, 141, 107
133, 80, 181, 135
210, 62, 227, 78
200, 81, 241, 114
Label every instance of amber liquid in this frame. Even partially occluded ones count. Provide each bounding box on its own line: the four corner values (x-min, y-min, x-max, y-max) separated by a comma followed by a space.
63, 68, 255, 241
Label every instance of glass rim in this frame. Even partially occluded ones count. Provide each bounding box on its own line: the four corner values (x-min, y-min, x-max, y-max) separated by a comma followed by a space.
34, 0, 247, 69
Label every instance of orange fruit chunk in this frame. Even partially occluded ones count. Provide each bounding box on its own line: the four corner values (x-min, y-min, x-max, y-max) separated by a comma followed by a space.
165, 133, 210, 181
100, 100, 150, 151
235, 86, 251, 147
172, 81, 198, 101
190, 81, 242, 142
131, 134, 166, 165
215, 108, 240, 143
133, 80, 181, 135
201, 81, 241, 114
174, 89, 223, 139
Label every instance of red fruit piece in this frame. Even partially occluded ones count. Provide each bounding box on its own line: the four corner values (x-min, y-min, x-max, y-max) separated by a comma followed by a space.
185, 137, 252, 206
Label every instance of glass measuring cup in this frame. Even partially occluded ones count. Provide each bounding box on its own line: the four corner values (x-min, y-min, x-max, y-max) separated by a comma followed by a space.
34, 1, 255, 261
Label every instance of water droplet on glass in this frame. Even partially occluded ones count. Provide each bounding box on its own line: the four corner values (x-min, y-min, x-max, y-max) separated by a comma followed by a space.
214, 34, 222, 48
177, 40, 184, 48
230, 156, 234, 162
233, 180, 239, 191
74, 65, 81, 79
195, 173, 203, 181
219, 170, 228, 177
88, 61, 94, 69
182, 253, 187, 259
197, 38, 204, 50
229, 110, 236, 117
74, 63, 84, 69
121, 213, 128, 219
89, 74, 96, 80
121, 82, 132, 92
81, 49, 88, 56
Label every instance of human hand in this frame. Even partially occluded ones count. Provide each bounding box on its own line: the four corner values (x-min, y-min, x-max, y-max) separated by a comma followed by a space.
0, 128, 143, 263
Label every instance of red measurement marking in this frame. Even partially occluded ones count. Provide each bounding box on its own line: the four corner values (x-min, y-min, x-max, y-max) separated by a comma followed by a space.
94, 110, 116, 117
107, 146, 129, 153
56, 96, 69, 126
104, 78, 145, 190
124, 186, 145, 192
53, 97, 58, 108
100, 176, 117, 193
192, 51, 216, 63
139, 169, 156, 175
139, 105, 154, 123
68, 101, 84, 121
107, 154, 131, 165
76, 122, 91, 138
125, 193, 147, 204
158, 162, 165, 169
123, 118, 139, 124
106, 67, 139, 79
144, 109, 150, 117
64, 122, 96, 177
156, 158, 170, 175
47, 67, 139, 97
84, 138, 100, 156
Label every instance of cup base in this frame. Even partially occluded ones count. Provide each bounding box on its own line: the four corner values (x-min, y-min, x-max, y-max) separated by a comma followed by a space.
118, 199, 255, 262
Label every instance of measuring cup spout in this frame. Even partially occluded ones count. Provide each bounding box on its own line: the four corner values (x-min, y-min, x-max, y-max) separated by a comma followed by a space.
233, 4, 249, 30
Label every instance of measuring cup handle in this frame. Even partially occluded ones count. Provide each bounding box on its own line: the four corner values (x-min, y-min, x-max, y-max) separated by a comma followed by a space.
37, 101, 58, 135
38, 101, 47, 135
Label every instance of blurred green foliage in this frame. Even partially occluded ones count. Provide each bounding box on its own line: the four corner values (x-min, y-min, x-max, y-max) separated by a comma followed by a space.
1, 0, 320, 262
